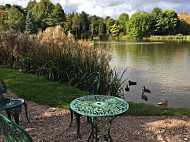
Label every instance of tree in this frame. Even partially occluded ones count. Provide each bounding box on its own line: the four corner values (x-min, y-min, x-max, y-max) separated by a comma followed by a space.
178, 12, 190, 34
79, 11, 90, 39
126, 11, 153, 38
162, 10, 180, 35
89, 15, 102, 39
25, 11, 36, 34
150, 7, 163, 35
0, 9, 8, 31
118, 13, 129, 33
31, 0, 54, 30
98, 20, 106, 35
110, 22, 120, 36
6, 7, 25, 32
105, 17, 115, 36
27, 0, 37, 10
46, 3, 66, 27
71, 13, 79, 38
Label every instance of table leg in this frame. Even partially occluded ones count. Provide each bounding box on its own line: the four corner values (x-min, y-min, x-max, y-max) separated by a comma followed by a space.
88, 117, 97, 142
74, 112, 81, 138
69, 108, 73, 127
87, 116, 117, 142
106, 116, 116, 142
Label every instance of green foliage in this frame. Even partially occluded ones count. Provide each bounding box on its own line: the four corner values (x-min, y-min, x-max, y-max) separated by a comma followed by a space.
126, 11, 153, 38
46, 3, 66, 27
27, 0, 37, 10
6, 7, 25, 32
89, 15, 102, 39
25, 11, 37, 34
31, 0, 54, 30
110, 23, 120, 37
118, 13, 129, 33
71, 13, 79, 38
105, 17, 115, 36
79, 11, 90, 39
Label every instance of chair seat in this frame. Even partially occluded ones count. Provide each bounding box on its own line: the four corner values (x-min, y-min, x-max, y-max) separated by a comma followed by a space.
0, 98, 24, 110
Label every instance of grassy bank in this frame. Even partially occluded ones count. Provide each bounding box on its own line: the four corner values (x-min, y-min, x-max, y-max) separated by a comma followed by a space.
144, 35, 190, 41
117, 35, 190, 41
1, 67, 190, 117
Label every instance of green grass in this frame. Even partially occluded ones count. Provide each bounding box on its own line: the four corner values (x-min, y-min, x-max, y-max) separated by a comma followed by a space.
1, 67, 190, 117
0, 67, 87, 109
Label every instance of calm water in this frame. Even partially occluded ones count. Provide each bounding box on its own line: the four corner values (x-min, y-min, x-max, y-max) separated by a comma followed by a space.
95, 40, 190, 108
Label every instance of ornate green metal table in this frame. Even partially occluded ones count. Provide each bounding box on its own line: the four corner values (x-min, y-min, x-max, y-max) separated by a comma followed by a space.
70, 95, 129, 142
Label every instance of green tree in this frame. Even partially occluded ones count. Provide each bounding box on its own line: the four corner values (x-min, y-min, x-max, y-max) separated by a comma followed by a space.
110, 22, 120, 36
71, 13, 79, 38
6, 7, 25, 32
31, 0, 54, 30
163, 10, 179, 35
46, 3, 65, 27
126, 11, 153, 38
99, 20, 106, 35
27, 0, 37, 10
118, 13, 129, 33
25, 11, 36, 34
79, 11, 90, 39
105, 17, 115, 36
89, 15, 102, 39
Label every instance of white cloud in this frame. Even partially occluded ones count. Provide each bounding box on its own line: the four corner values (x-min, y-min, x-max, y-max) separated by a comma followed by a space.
0, 0, 190, 19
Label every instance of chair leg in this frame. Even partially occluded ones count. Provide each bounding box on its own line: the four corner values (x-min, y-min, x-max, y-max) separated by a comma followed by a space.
23, 100, 30, 123
69, 108, 73, 127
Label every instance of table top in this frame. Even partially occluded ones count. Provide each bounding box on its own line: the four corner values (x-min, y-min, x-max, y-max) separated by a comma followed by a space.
0, 99, 24, 110
70, 95, 129, 117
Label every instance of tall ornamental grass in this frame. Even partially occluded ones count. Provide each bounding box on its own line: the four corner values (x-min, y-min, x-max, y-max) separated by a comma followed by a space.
0, 26, 125, 96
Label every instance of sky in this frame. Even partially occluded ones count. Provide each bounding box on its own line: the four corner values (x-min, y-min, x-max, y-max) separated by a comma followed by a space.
0, 0, 190, 19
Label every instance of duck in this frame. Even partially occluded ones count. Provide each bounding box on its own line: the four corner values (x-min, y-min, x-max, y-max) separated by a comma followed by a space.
125, 85, 130, 92
142, 86, 151, 93
157, 100, 168, 107
129, 80, 137, 86
141, 92, 148, 101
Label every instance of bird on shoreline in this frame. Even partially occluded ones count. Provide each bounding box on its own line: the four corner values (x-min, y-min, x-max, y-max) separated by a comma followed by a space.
125, 85, 130, 92
129, 80, 137, 86
157, 100, 168, 107
142, 86, 151, 93
141, 92, 148, 101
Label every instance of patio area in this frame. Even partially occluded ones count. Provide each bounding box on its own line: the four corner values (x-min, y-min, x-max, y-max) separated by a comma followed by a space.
0, 91, 190, 142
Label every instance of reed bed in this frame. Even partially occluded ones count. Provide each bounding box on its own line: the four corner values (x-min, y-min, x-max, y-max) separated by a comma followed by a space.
0, 26, 125, 96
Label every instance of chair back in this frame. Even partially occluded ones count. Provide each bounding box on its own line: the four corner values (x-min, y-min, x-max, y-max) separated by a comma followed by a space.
0, 114, 33, 142
0, 79, 10, 105
85, 72, 100, 95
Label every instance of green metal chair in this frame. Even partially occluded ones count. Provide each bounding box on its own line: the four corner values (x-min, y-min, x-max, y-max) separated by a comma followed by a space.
0, 78, 29, 125
69, 72, 101, 138
0, 114, 33, 142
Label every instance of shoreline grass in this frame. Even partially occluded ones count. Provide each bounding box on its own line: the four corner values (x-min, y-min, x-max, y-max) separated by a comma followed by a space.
1, 67, 190, 117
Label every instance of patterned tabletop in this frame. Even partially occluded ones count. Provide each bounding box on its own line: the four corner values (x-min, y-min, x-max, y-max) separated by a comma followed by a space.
70, 95, 129, 117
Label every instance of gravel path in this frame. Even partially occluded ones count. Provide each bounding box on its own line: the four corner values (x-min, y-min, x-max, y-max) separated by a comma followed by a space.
1, 91, 190, 142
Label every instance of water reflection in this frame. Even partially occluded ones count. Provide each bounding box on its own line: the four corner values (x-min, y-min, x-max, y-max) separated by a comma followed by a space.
96, 41, 190, 108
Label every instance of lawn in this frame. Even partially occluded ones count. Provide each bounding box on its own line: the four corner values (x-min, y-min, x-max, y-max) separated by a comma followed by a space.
1, 67, 190, 117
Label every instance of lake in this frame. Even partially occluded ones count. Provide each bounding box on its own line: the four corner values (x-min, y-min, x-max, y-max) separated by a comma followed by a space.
95, 40, 190, 108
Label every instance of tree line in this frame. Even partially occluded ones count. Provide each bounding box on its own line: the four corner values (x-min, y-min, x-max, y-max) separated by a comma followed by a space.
1, 0, 190, 39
